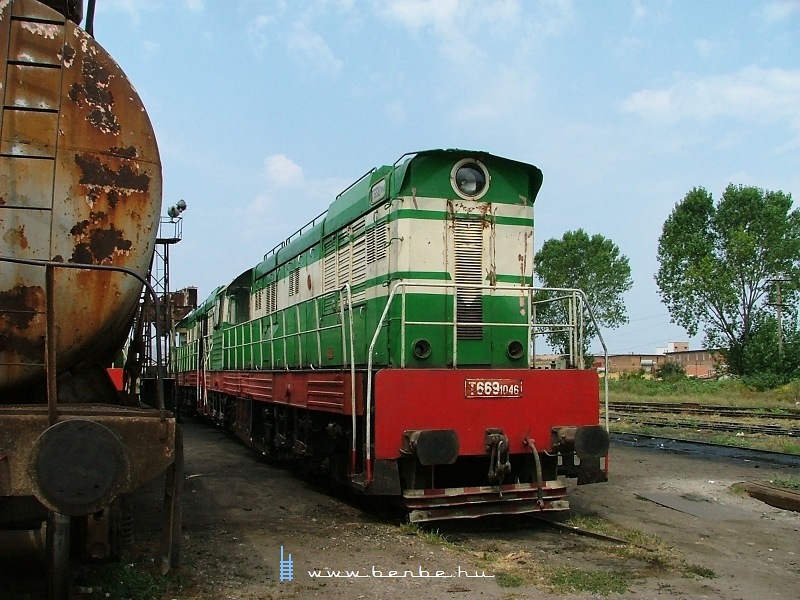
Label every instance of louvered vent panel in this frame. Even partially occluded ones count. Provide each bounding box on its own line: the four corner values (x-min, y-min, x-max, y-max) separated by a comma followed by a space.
289, 268, 300, 297
337, 229, 351, 287
323, 235, 337, 293
367, 224, 387, 263
322, 234, 338, 314
266, 281, 277, 314
454, 219, 484, 340
351, 219, 367, 303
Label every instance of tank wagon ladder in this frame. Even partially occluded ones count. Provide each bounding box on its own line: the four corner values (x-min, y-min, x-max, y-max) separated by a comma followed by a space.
347, 282, 609, 487
0, 5, 66, 174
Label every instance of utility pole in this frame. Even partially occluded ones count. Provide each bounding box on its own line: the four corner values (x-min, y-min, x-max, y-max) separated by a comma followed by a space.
768, 277, 788, 357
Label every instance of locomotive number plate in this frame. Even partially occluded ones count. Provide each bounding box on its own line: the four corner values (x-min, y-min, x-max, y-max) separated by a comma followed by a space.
464, 379, 523, 398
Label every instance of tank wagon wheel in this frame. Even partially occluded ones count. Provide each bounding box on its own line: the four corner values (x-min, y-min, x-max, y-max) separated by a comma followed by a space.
46, 512, 71, 600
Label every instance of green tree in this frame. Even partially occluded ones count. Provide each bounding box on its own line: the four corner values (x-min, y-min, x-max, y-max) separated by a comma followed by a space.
731, 312, 800, 389
655, 184, 800, 377
656, 361, 686, 380
534, 229, 632, 360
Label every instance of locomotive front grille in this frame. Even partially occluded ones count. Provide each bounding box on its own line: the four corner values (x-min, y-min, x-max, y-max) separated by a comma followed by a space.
454, 219, 483, 340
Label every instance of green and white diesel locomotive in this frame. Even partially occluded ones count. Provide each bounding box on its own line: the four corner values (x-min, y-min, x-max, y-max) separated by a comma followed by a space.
174, 149, 609, 522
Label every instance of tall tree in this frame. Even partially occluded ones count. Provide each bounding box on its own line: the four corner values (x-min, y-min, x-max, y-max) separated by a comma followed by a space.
534, 229, 632, 359
655, 184, 800, 375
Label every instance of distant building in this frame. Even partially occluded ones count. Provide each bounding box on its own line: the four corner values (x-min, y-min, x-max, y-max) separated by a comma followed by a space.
591, 343, 724, 379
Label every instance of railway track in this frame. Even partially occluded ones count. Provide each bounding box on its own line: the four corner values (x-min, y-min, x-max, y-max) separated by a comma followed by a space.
608, 401, 800, 420
607, 401, 800, 438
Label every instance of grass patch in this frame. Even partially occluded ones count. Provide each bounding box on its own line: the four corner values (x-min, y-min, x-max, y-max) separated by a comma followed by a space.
495, 571, 526, 587
710, 434, 741, 446
728, 482, 748, 496
398, 523, 459, 551
773, 440, 800, 455
607, 376, 800, 409
682, 563, 717, 579
770, 475, 800, 491
401, 513, 715, 596
77, 561, 180, 600
605, 373, 800, 456
545, 566, 633, 595
564, 514, 678, 568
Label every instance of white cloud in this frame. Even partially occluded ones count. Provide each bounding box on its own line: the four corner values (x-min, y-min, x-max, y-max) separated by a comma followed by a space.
450, 64, 538, 124
763, 0, 800, 22
97, 0, 159, 24
386, 100, 406, 123
246, 14, 275, 53
631, 0, 647, 22
264, 154, 303, 187
244, 154, 350, 236
376, 0, 572, 63
619, 67, 800, 130
287, 21, 343, 76
693, 38, 716, 59
142, 40, 159, 56
183, 0, 204, 12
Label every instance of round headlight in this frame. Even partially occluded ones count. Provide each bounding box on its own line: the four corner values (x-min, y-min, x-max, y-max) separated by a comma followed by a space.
413, 339, 432, 359
507, 340, 524, 360
451, 159, 490, 200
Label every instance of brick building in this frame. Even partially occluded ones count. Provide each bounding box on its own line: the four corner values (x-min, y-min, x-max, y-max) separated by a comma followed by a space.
592, 343, 723, 379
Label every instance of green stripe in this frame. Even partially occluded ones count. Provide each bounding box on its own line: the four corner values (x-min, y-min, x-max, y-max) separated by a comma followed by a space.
495, 274, 533, 284
394, 208, 531, 227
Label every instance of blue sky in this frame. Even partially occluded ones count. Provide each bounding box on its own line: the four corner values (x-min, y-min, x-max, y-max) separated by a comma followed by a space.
93, 0, 800, 354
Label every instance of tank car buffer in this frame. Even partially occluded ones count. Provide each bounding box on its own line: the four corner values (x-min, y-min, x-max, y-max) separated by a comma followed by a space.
173, 148, 610, 523
0, 0, 182, 596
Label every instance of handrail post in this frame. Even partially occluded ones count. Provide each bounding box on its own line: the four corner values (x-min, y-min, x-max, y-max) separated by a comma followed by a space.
314, 298, 322, 366
339, 284, 358, 475
45, 264, 58, 426
295, 304, 302, 367
400, 287, 406, 368
364, 282, 402, 484
452, 284, 458, 368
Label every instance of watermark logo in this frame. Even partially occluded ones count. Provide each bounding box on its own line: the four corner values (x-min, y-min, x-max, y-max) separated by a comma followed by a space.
307, 565, 494, 579
279, 546, 294, 582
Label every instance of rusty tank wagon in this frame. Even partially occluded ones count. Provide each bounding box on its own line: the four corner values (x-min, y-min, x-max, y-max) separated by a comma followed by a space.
0, 1, 181, 597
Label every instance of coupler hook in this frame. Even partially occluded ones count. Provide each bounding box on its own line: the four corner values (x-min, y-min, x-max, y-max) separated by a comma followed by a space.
523, 435, 545, 508
486, 429, 511, 487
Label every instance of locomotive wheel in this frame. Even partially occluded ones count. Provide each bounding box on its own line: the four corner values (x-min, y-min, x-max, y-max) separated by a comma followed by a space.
46, 512, 71, 600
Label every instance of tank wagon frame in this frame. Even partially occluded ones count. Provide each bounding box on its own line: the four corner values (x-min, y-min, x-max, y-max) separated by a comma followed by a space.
1, 1, 181, 596
175, 149, 610, 522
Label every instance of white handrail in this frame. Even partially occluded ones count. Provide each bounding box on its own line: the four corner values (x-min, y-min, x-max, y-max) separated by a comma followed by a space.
338, 284, 358, 473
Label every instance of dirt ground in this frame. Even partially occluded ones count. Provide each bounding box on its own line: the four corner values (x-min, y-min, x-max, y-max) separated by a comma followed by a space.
3, 419, 799, 599
150, 420, 800, 599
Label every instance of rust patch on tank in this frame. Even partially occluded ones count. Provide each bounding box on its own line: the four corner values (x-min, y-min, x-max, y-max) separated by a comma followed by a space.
75, 154, 150, 192
58, 43, 76, 69
70, 211, 133, 264
75, 153, 150, 208
0, 285, 46, 360
68, 56, 121, 135
3, 225, 29, 250
110, 146, 138, 159
0, 286, 44, 330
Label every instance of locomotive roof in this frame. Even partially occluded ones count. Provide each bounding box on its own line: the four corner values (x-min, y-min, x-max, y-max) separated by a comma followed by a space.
253, 149, 542, 280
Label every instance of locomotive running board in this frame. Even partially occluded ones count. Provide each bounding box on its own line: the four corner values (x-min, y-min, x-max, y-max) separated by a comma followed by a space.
403, 481, 570, 523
